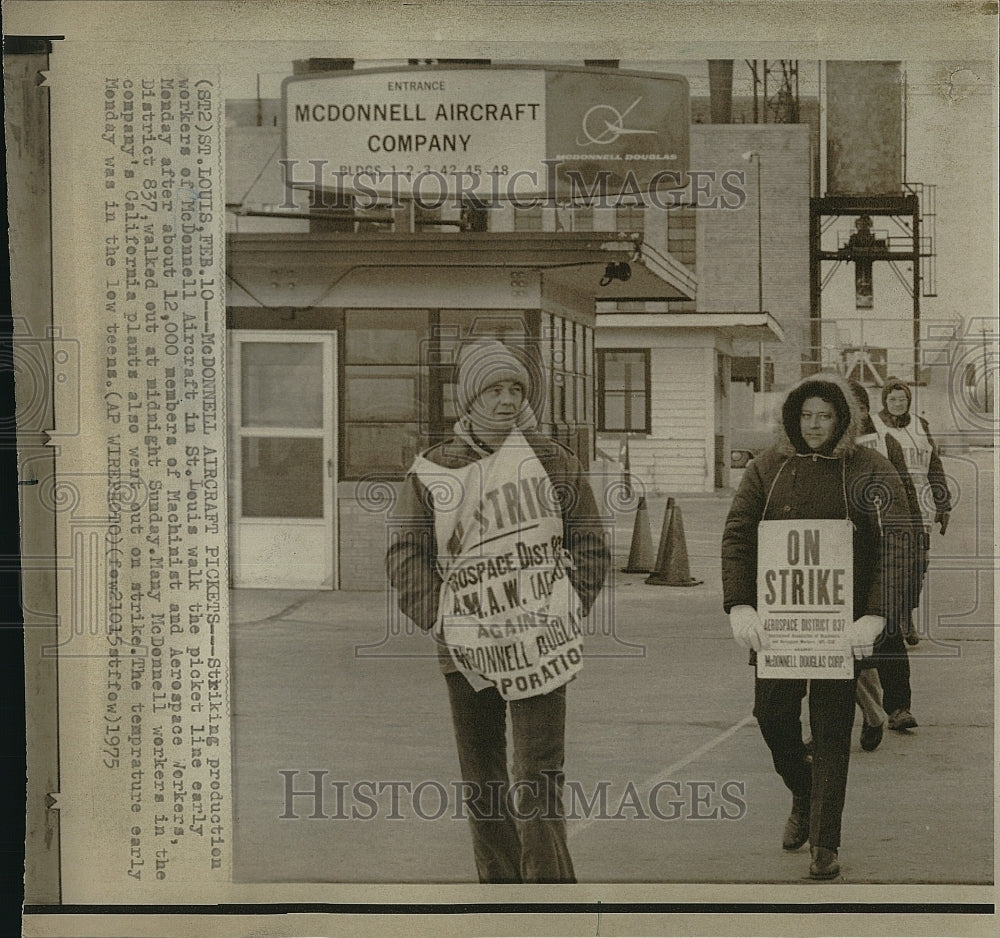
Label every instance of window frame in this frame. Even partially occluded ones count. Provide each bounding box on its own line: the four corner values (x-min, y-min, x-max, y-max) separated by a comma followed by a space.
340, 308, 431, 479
597, 347, 652, 435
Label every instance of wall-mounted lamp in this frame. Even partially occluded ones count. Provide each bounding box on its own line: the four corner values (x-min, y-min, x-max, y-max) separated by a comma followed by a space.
600, 261, 632, 287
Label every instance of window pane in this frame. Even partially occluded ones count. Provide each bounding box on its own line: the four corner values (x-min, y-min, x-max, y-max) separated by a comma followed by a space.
551, 316, 565, 378
514, 207, 543, 230
437, 312, 528, 370
602, 350, 645, 393
553, 376, 566, 422
541, 314, 554, 424
345, 367, 420, 421
630, 392, 646, 429
345, 309, 428, 364
241, 437, 323, 518
604, 393, 625, 431
601, 394, 646, 432
345, 423, 420, 478
440, 310, 527, 336
600, 349, 649, 431
629, 356, 646, 390
603, 356, 626, 389
241, 342, 323, 428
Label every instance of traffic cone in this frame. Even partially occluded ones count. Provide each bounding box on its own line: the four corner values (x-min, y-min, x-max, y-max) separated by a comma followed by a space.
645, 497, 703, 587
622, 496, 655, 573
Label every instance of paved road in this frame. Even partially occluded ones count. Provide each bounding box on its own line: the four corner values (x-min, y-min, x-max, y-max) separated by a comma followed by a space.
230, 451, 994, 884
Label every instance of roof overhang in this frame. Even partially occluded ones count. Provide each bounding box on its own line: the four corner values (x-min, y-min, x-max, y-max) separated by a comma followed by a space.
226, 230, 697, 302
595, 309, 785, 342
545, 238, 697, 302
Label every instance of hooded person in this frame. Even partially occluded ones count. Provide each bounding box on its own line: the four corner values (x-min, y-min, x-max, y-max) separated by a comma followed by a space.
846, 380, 926, 743
387, 338, 609, 884
873, 377, 952, 534
721, 372, 911, 880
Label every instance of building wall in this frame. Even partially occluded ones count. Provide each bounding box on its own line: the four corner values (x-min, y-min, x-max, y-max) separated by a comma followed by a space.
595, 328, 725, 494
227, 253, 601, 590
338, 481, 403, 590
692, 124, 811, 390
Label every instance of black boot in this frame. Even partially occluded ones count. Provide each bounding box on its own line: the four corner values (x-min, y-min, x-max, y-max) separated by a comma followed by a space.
781, 795, 810, 851
808, 846, 840, 879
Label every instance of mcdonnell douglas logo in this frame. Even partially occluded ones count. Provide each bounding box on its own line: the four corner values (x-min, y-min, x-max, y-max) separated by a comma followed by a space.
576, 97, 658, 147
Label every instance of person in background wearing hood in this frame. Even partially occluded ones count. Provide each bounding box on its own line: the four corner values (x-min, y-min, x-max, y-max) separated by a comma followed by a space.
848, 380, 925, 736
387, 339, 609, 884
875, 378, 952, 535
873, 377, 951, 643
722, 374, 910, 880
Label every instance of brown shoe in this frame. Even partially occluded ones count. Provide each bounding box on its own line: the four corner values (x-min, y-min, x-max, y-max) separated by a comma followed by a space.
781, 795, 810, 851
860, 720, 884, 751
808, 846, 840, 880
888, 708, 918, 731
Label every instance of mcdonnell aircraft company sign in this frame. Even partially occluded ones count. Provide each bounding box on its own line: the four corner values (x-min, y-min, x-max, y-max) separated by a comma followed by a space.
282, 66, 689, 204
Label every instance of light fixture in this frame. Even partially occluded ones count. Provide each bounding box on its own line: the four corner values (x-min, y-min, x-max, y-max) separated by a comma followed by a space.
600, 261, 632, 286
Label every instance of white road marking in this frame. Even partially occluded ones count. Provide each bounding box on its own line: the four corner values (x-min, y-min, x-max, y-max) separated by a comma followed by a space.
568, 714, 757, 839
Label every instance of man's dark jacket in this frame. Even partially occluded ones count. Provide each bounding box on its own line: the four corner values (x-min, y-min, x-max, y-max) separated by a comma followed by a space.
386, 428, 610, 669
722, 374, 913, 628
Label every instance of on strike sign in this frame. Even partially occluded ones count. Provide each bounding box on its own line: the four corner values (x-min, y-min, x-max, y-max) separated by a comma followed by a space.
755, 520, 854, 679
413, 429, 585, 700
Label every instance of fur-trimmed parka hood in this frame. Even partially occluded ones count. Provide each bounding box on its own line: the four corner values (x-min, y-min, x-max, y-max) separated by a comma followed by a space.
777, 372, 862, 457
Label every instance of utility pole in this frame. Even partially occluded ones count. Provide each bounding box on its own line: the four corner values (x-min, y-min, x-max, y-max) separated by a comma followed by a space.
754, 154, 765, 391
742, 150, 766, 392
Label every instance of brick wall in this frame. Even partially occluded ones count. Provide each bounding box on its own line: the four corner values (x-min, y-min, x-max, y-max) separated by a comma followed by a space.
338, 485, 401, 590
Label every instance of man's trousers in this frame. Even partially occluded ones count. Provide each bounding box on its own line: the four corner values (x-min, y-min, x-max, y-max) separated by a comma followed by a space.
753, 675, 857, 850
445, 672, 575, 883
875, 624, 912, 714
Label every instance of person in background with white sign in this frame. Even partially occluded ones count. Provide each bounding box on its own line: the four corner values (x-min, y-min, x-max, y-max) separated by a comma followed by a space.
387, 339, 609, 883
872, 377, 951, 645
849, 380, 926, 736
721, 373, 910, 880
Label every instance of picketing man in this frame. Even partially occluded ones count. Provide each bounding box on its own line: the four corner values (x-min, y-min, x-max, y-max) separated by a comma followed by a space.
387, 339, 609, 883
721, 373, 912, 880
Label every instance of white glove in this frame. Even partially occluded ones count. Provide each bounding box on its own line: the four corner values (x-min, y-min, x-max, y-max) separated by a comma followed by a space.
847, 615, 885, 660
729, 605, 764, 651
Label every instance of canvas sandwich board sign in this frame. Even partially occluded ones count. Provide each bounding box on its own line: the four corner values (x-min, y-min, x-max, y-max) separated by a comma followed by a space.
756, 520, 854, 680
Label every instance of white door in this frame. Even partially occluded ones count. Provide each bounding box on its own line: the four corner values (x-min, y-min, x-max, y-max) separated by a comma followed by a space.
228, 331, 337, 589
